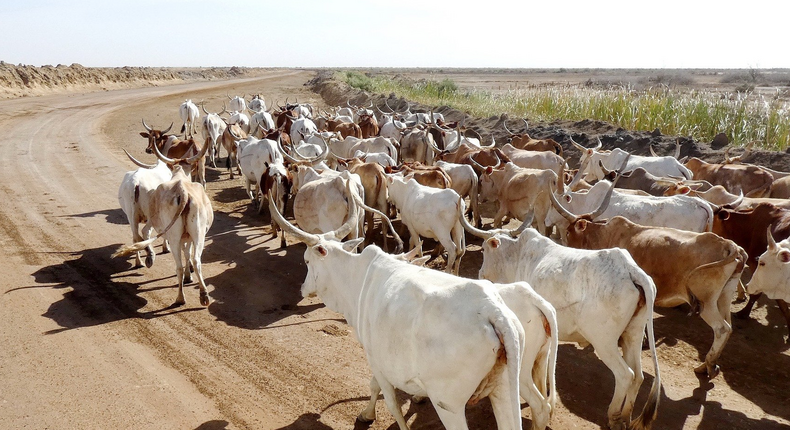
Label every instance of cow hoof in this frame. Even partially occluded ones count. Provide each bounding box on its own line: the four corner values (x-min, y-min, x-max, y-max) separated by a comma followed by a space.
356, 413, 375, 424
608, 420, 626, 430
172, 299, 186, 307
694, 362, 720, 379
184, 274, 193, 284
199, 292, 210, 307
145, 255, 154, 268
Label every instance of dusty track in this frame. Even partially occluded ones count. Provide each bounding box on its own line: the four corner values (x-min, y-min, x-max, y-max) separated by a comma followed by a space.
0, 70, 789, 430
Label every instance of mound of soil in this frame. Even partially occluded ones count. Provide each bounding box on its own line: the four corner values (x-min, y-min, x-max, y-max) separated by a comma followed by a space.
0, 62, 270, 99
309, 72, 790, 172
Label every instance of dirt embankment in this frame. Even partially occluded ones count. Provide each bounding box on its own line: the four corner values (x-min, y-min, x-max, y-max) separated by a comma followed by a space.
0, 62, 281, 99
310, 71, 790, 172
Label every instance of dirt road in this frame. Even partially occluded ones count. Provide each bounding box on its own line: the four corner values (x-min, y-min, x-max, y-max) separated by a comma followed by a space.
1, 69, 788, 430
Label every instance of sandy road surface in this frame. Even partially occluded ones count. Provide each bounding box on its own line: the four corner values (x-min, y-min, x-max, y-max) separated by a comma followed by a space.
0, 69, 789, 430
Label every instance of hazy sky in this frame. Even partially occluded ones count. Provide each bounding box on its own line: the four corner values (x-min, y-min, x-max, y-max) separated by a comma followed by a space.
3, 0, 788, 69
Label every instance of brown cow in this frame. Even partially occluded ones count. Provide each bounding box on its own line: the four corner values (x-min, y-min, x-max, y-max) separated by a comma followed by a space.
221, 124, 247, 179
503, 119, 563, 157
684, 157, 773, 197
711, 203, 790, 335
479, 162, 559, 235
393, 162, 452, 190
337, 158, 392, 250
559, 208, 746, 378
358, 112, 379, 138
142, 119, 208, 187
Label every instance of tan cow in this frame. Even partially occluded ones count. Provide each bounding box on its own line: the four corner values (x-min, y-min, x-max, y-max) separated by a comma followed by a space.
558, 206, 746, 378
503, 119, 563, 157
222, 124, 247, 179
479, 162, 559, 235
337, 158, 393, 250
684, 157, 773, 197
499, 143, 565, 194
112, 163, 214, 307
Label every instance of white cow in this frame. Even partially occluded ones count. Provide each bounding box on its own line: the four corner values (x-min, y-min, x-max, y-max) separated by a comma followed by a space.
436, 160, 481, 228
248, 94, 266, 113
572, 139, 692, 181
269, 198, 557, 430
461, 208, 661, 430
179, 99, 199, 138
387, 175, 465, 275
227, 110, 250, 134
250, 111, 275, 138
201, 104, 227, 168
228, 94, 246, 113
113, 164, 213, 307
746, 229, 790, 302
290, 117, 318, 146
238, 136, 283, 206
118, 151, 173, 268
546, 179, 714, 242
292, 172, 365, 240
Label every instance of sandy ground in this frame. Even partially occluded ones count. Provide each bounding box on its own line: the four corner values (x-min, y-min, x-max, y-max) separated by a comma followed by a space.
1, 70, 789, 430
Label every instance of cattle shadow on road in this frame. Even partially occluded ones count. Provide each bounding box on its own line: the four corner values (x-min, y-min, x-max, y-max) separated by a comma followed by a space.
31, 244, 203, 334
555, 343, 790, 430
200, 205, 317, 330
651, 304, 790, 422
64, 207, 127, 225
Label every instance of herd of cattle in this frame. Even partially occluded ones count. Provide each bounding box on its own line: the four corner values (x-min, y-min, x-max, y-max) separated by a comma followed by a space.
111, 93, 790, 430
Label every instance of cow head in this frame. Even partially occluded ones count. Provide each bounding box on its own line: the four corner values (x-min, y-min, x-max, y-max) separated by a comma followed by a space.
140, 119, 173, 154
746, 228, 790, 301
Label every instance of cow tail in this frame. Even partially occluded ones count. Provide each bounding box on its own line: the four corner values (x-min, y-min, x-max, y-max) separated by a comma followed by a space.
134, 185, 140, 204
532, 291, 558, 418
490, 310, 524, 430
629, 270, 661, 430
112, 186, 189, 258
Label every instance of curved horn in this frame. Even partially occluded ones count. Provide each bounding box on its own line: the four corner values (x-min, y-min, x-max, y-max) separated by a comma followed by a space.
587, 179, 618, 221
598, 159, 615, 177
326, 179, 361, 241
349, 184, 403, 253
226, 93, 232, 100
502, 119, 515, 136
569, 136, 587, 152
201, 102, 209, 115
268, 189, 320, 246
123, 149, 157, 169
649, 144, 659, 157
157, 121, 171, 135
228, 125, 243, 140
457, 197, 494, 239
277, 138, 301, 164
767, 226, 778, 250
185, 138, 210, 165
426, 132, 444, 154
522, 119, 529, 132
594, 137, 603, 150
219, 103, 227, 116
468, 153, 486, 173
674, 139, 681, 159
479, 134, 496, 149
152, 136, 177, 165
509, 211, 534, 238
549, 190, 578, 222
728, 191, 744, 209
142, 118, 153, 133
392, 120, 406, 131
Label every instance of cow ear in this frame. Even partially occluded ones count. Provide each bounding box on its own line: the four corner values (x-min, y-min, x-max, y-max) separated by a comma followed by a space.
575, 220, 588, 232
564, 194, 572, 203
342, 238, 364, 252
315, 245, 328, 257
411, 255, 431, 266
779, 250, 790, 263
486, 237, 501, 249
718, 211, 730, 220
140, 132, 150, 138
485, 166, 493, 175
678, 186, 691, 195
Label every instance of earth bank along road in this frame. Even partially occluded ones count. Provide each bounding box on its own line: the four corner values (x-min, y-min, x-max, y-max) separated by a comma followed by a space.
0, 69, 788, 430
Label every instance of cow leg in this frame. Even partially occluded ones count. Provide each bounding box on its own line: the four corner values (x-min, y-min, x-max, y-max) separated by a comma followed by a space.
380, 215, 389, 253
245, 178, 255, 201
776, 300, 790, 340
182, 241, 194, 285
493, 206, 508, 229
432, 402, 469, 430
619, 324, 646, 426
128, 221, 144, 268
590, 339, 634, 430
734, 293, 762, 319
407, 226, 422, 256
141, 222, 156, 268
363, 211, 375, 247
440, 237, 457, 275
190, 240, 211, 307
172, 242, 186, 307
488, 376, 519, 430
694, 299, 732, 379
515, 352, 551, 430
377, 378, 410, 430
357, 376, 380, 423
162, 239, 170, 254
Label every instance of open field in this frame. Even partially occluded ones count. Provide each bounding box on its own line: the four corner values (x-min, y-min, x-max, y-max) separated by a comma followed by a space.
1, 68, 789, 429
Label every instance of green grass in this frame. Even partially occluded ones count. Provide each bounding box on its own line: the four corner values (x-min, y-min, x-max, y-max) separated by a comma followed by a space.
338, 71, 790, 150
